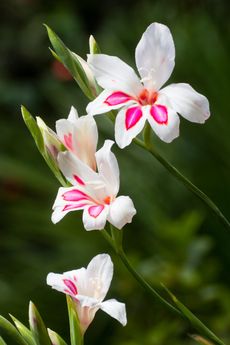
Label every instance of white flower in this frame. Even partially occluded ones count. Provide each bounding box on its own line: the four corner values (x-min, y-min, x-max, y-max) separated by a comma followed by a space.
87, 22, 210, 148
37, 106, 98, 170
46, 254, 127, 334
52, 140, 136, 230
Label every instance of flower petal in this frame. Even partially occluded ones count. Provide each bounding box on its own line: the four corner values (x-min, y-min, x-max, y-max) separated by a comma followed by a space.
86, 254, 113, 301
100, 299, 127, 326
58, 151, 100, 187
95, 140, 119, 196
108, 196, 136, 229
115, 106, 146, 149
135, 22, 175, 91
51, 186, 92, 224
88, 54, 143, 96
160, 83, 210, 123
146, 102, 180, 143
56, 110, 98, 170
87, 90, 135, 116
82, 205, 109, 231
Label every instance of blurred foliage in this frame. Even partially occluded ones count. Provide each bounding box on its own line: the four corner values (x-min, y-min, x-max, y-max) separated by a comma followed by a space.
0, 0, 230, 344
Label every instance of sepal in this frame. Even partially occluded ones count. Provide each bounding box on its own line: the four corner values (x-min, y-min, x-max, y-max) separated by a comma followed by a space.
47, 329, 68, 345
10, 314, 35, 345
66, 296, 83, 345
45, 25, 97, 100
0, 316, 27, 345
29, 301, 52, 345
21, 106, 67, 186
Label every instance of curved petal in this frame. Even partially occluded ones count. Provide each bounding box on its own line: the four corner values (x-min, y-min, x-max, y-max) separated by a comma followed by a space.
100, 299, 127, 326
51, 186, 93, 224
82, 205, 109, 231
87, 89, 135, 116
88, 54, 143, 96
160, 83, 210, 123
96, 140, 119, 196
115, 106, 146, 149
145, 103, 180, 143
46, 273, 67, 294
58, 151, 100, 187
135, 22, 175, 91
86, 254, 113, 301
108, 196, 136, 229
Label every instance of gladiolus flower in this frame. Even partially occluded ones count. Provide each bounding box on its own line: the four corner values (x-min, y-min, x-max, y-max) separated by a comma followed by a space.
52, 140, 136, 230
87, 22, 210, 148
47, 254, 127, 334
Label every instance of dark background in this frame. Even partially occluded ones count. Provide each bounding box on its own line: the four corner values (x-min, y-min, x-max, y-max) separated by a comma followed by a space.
1, 0, 230, 344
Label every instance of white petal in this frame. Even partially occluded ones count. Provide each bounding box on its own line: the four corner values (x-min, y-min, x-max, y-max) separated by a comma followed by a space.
67, 106, 79, 122
115, 106, 146, 149
58, 151, 100, 187
135, 22, 175, 91
145, 100, 180, 143
160, 83, 210, 123
108, 196, 136, 229
51, 186, 92, 224
72, 115, 98, 170
46, 273, 67, 293
86, 254, 113, 301
88, 54, 142, 96
100, 299, 127, 326
86, 89, 135, 116
82, 205, 109, 231
95, 140, 119, 196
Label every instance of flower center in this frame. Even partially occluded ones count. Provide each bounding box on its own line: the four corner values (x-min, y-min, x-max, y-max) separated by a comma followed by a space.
138, 89, 158, 106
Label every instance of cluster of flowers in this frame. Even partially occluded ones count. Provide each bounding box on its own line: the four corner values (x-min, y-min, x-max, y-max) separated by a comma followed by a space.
39, 22, 210, 335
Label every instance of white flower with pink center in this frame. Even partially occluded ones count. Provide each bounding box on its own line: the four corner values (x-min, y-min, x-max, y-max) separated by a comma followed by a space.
47, 254, 127, 334
87, 22, 210, 148
52, 140, 136, 230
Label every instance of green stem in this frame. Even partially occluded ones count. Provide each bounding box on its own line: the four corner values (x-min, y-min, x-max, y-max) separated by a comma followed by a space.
101, 229, 225, 345
134, 137, 230, 231
101, 229, 182, 316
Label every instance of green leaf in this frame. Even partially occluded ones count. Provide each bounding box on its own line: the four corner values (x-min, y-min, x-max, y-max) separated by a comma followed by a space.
29, 301, 52, 345
66, 296, 83, 345
0, 316, 28, 345
10, 315, 36, 345
44, 24, 95, 100
47, 329, 68, 345
162, 285, 225, 345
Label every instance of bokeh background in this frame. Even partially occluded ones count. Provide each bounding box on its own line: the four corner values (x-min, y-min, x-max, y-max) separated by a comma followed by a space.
1, 0, 230, 344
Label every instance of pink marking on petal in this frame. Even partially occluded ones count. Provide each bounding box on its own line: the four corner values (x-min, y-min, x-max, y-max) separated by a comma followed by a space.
150, 105, 168, 124
64, 133, 73, 150
73, 174, 85, 186
125, 106, 143, 130
62, 203, 87, 211
62, 189, 89, 202
88, 205, 104, 218
63, 279, 78, 295
105, 91, 132, 106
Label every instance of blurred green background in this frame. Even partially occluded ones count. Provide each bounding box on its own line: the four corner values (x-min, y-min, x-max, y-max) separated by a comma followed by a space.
1, 0, 230, 344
